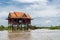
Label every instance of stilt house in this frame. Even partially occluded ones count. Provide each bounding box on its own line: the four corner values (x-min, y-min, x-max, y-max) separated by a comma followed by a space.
7, 12, 31, 30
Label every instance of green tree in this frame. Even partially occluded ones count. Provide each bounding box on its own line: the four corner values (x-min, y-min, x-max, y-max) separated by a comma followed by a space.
0, 25, 5, 30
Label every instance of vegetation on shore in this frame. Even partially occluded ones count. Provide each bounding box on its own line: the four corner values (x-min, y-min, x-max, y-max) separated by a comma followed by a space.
0, 25, 60, 31
32, 25, 60, 30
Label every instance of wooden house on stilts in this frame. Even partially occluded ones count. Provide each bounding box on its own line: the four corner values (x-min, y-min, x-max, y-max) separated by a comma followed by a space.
7, 12, 32, 31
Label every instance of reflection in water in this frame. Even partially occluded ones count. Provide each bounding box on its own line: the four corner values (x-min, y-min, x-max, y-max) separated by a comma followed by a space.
9, 31, 31, 40
0, 29, 60, 40
0, 30, 9, 40
30, 29, 60, 40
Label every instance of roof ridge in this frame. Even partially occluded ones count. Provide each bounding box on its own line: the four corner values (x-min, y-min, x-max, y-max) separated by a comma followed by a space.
14, 12, 18, 18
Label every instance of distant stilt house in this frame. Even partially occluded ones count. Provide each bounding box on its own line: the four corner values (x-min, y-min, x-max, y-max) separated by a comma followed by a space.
7, 12, 32, 31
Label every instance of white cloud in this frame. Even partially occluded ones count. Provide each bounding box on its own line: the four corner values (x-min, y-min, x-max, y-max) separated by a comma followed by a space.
1, 1, 59, 17
29, 7, 58, 17
13, 0, 47, 3
22, 0, 58, 18
38, 6, 58, 17
13, 0, 39, 3
45, 20, 51, 24
12, 0, 59, 18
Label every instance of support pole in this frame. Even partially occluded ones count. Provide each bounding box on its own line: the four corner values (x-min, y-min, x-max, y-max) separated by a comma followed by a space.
27, 24, 28, 30
20, 23, 22, 30
12, 24, 13, 32
26, 23, 28, 31
17, 24, 19, 30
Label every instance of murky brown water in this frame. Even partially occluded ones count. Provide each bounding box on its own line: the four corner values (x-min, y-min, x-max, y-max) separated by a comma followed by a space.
0, 29, 60, 40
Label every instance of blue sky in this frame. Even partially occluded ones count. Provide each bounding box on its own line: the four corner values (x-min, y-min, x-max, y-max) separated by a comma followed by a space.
0, 0, 60, 26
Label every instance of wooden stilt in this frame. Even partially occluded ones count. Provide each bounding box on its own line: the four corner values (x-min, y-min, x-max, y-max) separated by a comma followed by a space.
17, 24, 18, 30
25, 23, 28, 31
20, 24, 22, 30
12, 24, 13, 32
27, 24, 28, 30
24, 24, 26, 30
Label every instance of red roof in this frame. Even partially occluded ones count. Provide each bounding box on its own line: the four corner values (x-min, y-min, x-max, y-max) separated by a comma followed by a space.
8, 12, 31, 19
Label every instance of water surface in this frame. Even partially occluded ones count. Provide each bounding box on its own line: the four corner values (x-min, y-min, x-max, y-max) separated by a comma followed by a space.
0, 29, 60, 40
